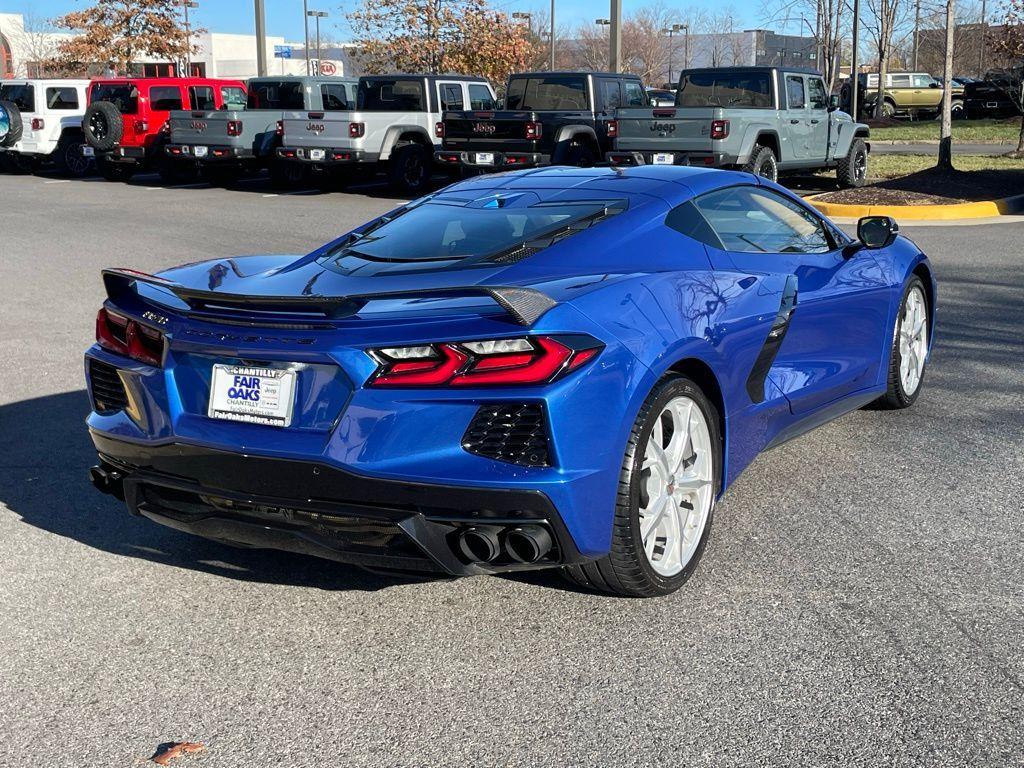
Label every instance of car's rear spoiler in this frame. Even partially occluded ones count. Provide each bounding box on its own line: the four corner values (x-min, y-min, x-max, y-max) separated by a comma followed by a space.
101, 268, 558, 326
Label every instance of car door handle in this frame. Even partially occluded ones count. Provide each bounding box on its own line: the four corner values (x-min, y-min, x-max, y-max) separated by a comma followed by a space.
810, 118, 820, 124
790, 118, 800, 124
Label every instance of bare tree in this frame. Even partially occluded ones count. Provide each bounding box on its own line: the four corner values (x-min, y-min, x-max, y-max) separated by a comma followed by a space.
762, 0, 847, 89
622, 3, 674, 83
937, 0, 956, 168
861, 0, 915, 116
988, 0, 1024, 154
9, 11, 60, 77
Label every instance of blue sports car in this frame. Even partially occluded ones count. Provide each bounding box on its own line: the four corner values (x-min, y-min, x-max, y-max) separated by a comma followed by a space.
85, 166, 934, 597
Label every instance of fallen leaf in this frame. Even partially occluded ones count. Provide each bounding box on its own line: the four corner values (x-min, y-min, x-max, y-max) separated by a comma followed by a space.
150, 742, 206, 765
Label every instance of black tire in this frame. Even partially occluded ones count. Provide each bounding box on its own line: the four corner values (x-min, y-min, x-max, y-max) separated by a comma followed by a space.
880, 99, 897, 119
387, 142, 431, 194
951, 99, 965, 120
837, 138, 868, 189
0, 100, 23, 147
269, 157, 309, 189
872, 276, 929, 410
563, 375, 722, 598
0, 151, 12, 172
52, 132, 93, 178
742, 144, 778, 182
564, 138, 597, 167
83, 101, 124, 151
96, 154, 134, 182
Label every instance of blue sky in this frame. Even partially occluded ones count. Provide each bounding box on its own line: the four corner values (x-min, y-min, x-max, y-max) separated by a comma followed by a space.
11, 0, 773, 42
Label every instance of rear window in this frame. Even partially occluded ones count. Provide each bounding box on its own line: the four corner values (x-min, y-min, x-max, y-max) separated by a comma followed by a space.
46, 87, 79, 110
358, 79, 425, 111
189, 85, 215, 111
469, 84, 496, 110
676, 71, 772, 108
91, 83, 138, 114
321, 83, 351, 111
247, 81, 305, 110
0, 84, 35, 112
149, 86, 183, 111
505, 76, 588, 111
221, 86, 247, 110
319, 199, 616, 271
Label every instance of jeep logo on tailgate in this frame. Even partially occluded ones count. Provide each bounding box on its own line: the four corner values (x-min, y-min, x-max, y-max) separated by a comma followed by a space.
306, 123, 326, 134
190, 121, 207, 131
650, 122, 676, 134
472, 122, 496, 135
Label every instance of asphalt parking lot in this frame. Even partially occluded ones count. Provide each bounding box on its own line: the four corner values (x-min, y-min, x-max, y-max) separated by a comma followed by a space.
1, 170, 1022, 767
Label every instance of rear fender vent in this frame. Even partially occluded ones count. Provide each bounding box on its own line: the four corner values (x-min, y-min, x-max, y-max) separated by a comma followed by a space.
88, 358, 129, 414
462, 403, 551, 467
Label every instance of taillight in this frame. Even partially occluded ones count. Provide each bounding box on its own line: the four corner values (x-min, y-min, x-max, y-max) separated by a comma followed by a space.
227, 120, 243, 136
367, 336, 602, 388
710, 119, 730, 139
275, 120, 283, 136
606, 119, 618, 138
435, 121, 444, 139
95, 308, 165, 366
349, 122, 365, 138
524, 121, 542, 140
134, 119, 148, 133
31, 118, 44, 130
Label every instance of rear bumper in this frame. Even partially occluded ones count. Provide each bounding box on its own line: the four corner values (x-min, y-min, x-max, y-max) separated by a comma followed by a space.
166, 144, 256, 162
102, 145, 147, 164
89, 432, 585, 576
605, 150, 737, 167
434, 149, 547, 170
276, 146, 377, 165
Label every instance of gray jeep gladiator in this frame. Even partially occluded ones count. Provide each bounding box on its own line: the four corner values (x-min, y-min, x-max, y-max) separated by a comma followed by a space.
165, 76, 356, 186
607, 66, 871, 188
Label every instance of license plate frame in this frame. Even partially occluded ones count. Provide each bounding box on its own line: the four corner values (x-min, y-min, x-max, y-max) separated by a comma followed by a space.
310, 148, 326, 161
652, 153, 674, 165
81, 146, 95, 157
475, 152, 495, 165
207, 364, 298, 428
193, 145, 208, 158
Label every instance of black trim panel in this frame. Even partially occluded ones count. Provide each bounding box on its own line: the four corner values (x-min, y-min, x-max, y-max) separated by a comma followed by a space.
745, 275, 798, 404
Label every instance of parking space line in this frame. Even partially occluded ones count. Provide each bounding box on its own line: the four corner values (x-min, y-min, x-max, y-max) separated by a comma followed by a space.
164, 182, 211, 190
44, 179, 71, 184
262, 193, 279, 198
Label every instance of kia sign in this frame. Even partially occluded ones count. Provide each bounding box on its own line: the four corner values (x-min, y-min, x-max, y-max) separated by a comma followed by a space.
319, 61, 337, 76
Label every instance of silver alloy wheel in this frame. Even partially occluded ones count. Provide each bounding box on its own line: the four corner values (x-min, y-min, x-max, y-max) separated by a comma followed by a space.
639, 396, 714, 577
899, 285, 928, 395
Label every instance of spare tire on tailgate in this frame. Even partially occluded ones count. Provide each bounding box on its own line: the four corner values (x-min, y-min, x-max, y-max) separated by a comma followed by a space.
83, 101, 123, 151
0, 100, 24, 147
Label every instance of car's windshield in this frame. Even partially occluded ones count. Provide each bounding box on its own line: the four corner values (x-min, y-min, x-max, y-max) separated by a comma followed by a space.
318, 199, 614, 272
246, 81, 305, 110
506, 76, 589, 111
0, 84, 35, 113
90, 84, 138, 114
676, 71, 772, 108
357, 79, 426, 111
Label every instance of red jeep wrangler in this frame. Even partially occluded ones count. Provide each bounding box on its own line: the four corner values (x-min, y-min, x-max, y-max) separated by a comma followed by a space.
82, 77, 247, 182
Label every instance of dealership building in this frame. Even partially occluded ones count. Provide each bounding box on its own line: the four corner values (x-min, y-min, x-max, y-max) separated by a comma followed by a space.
0, 12, 351, 80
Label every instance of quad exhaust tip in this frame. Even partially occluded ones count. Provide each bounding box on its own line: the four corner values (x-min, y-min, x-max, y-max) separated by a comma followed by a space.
456, 523, 554, 565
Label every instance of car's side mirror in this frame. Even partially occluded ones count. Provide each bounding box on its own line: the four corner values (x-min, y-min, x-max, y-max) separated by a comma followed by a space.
857, 216, 899, 249
929, 82, 940, 88
828, 94, 840, 110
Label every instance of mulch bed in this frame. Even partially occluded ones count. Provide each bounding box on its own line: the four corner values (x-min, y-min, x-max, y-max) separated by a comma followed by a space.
814, 167, 1024, 205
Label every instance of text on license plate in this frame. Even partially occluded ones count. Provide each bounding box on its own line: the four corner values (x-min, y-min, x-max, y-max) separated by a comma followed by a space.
208, 365, 297, 427
652, 153, 674, 165
475, 152, 494, 165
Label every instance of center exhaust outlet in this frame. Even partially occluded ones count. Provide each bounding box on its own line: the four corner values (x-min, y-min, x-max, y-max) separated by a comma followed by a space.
457, 525, 502, 563
505, 525, 553, 564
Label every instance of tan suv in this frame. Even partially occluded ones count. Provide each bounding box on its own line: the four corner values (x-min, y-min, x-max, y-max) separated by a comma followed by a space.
861, 72, 964, 119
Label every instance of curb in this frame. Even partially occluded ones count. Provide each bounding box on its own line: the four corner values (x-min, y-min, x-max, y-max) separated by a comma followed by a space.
808, 192, 1024, 220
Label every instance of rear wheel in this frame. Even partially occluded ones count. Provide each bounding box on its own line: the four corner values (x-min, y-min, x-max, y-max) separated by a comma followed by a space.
837, 138, 868, 188
881, 99, 897, 119
563, 375, 721, 597
742, 144, 778, 182
269, 158, 308, 189
53, 133, 93, 178
873, 276, 929, 410
564, 139, 597, 167
387, 143, 430, 194
96, 154, 134, 182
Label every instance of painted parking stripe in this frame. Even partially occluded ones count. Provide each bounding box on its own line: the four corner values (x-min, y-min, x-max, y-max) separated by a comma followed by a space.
44, 179, 71, 184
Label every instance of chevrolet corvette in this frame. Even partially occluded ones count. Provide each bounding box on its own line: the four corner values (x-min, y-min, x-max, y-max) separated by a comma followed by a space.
85, 166, 934, 597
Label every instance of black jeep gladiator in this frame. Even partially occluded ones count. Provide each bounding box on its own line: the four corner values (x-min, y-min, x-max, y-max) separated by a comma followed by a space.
435, 71, 647, 172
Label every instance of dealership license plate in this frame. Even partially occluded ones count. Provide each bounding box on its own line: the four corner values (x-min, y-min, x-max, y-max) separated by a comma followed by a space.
652, 153, 674, 165
208, 365, 297, 427
310, 148, 326, 161
81, 146, 94, 157
193, 145, 208, 158
475, 152, 495, 165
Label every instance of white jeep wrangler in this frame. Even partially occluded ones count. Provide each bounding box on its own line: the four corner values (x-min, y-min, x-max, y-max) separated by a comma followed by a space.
0, 79, 94, 177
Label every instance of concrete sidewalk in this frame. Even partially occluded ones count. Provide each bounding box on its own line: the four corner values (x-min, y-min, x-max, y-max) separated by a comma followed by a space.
872, 141, 1016, 155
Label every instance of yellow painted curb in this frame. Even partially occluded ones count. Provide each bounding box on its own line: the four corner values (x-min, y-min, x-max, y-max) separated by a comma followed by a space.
808, 193, 1024, 220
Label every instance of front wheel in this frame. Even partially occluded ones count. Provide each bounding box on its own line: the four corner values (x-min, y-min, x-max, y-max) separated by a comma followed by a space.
563, 375, 721, 597
837, 138, 868, 188
873, 276, 929, 410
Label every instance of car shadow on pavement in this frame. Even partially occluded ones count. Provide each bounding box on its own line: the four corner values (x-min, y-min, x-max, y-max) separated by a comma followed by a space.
0, 390, 431, 592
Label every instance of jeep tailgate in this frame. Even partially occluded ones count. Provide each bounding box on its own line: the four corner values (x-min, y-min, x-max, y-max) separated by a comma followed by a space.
613, 107, 722, 153
169, 109, 281, 148
442, 110, 537, 152
281, 111, 355, 149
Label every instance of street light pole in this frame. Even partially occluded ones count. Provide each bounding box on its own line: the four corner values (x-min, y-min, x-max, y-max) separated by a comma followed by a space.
661, 23, 685, 87
596, 18, 610, 70
609, 0, 622, 73
308, 10, 328, 71
303, 0, 310, 76
254, 0, 267, 77
182, 1, 198, 76
549, 0, 555, 70
850, 0, 860, 119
